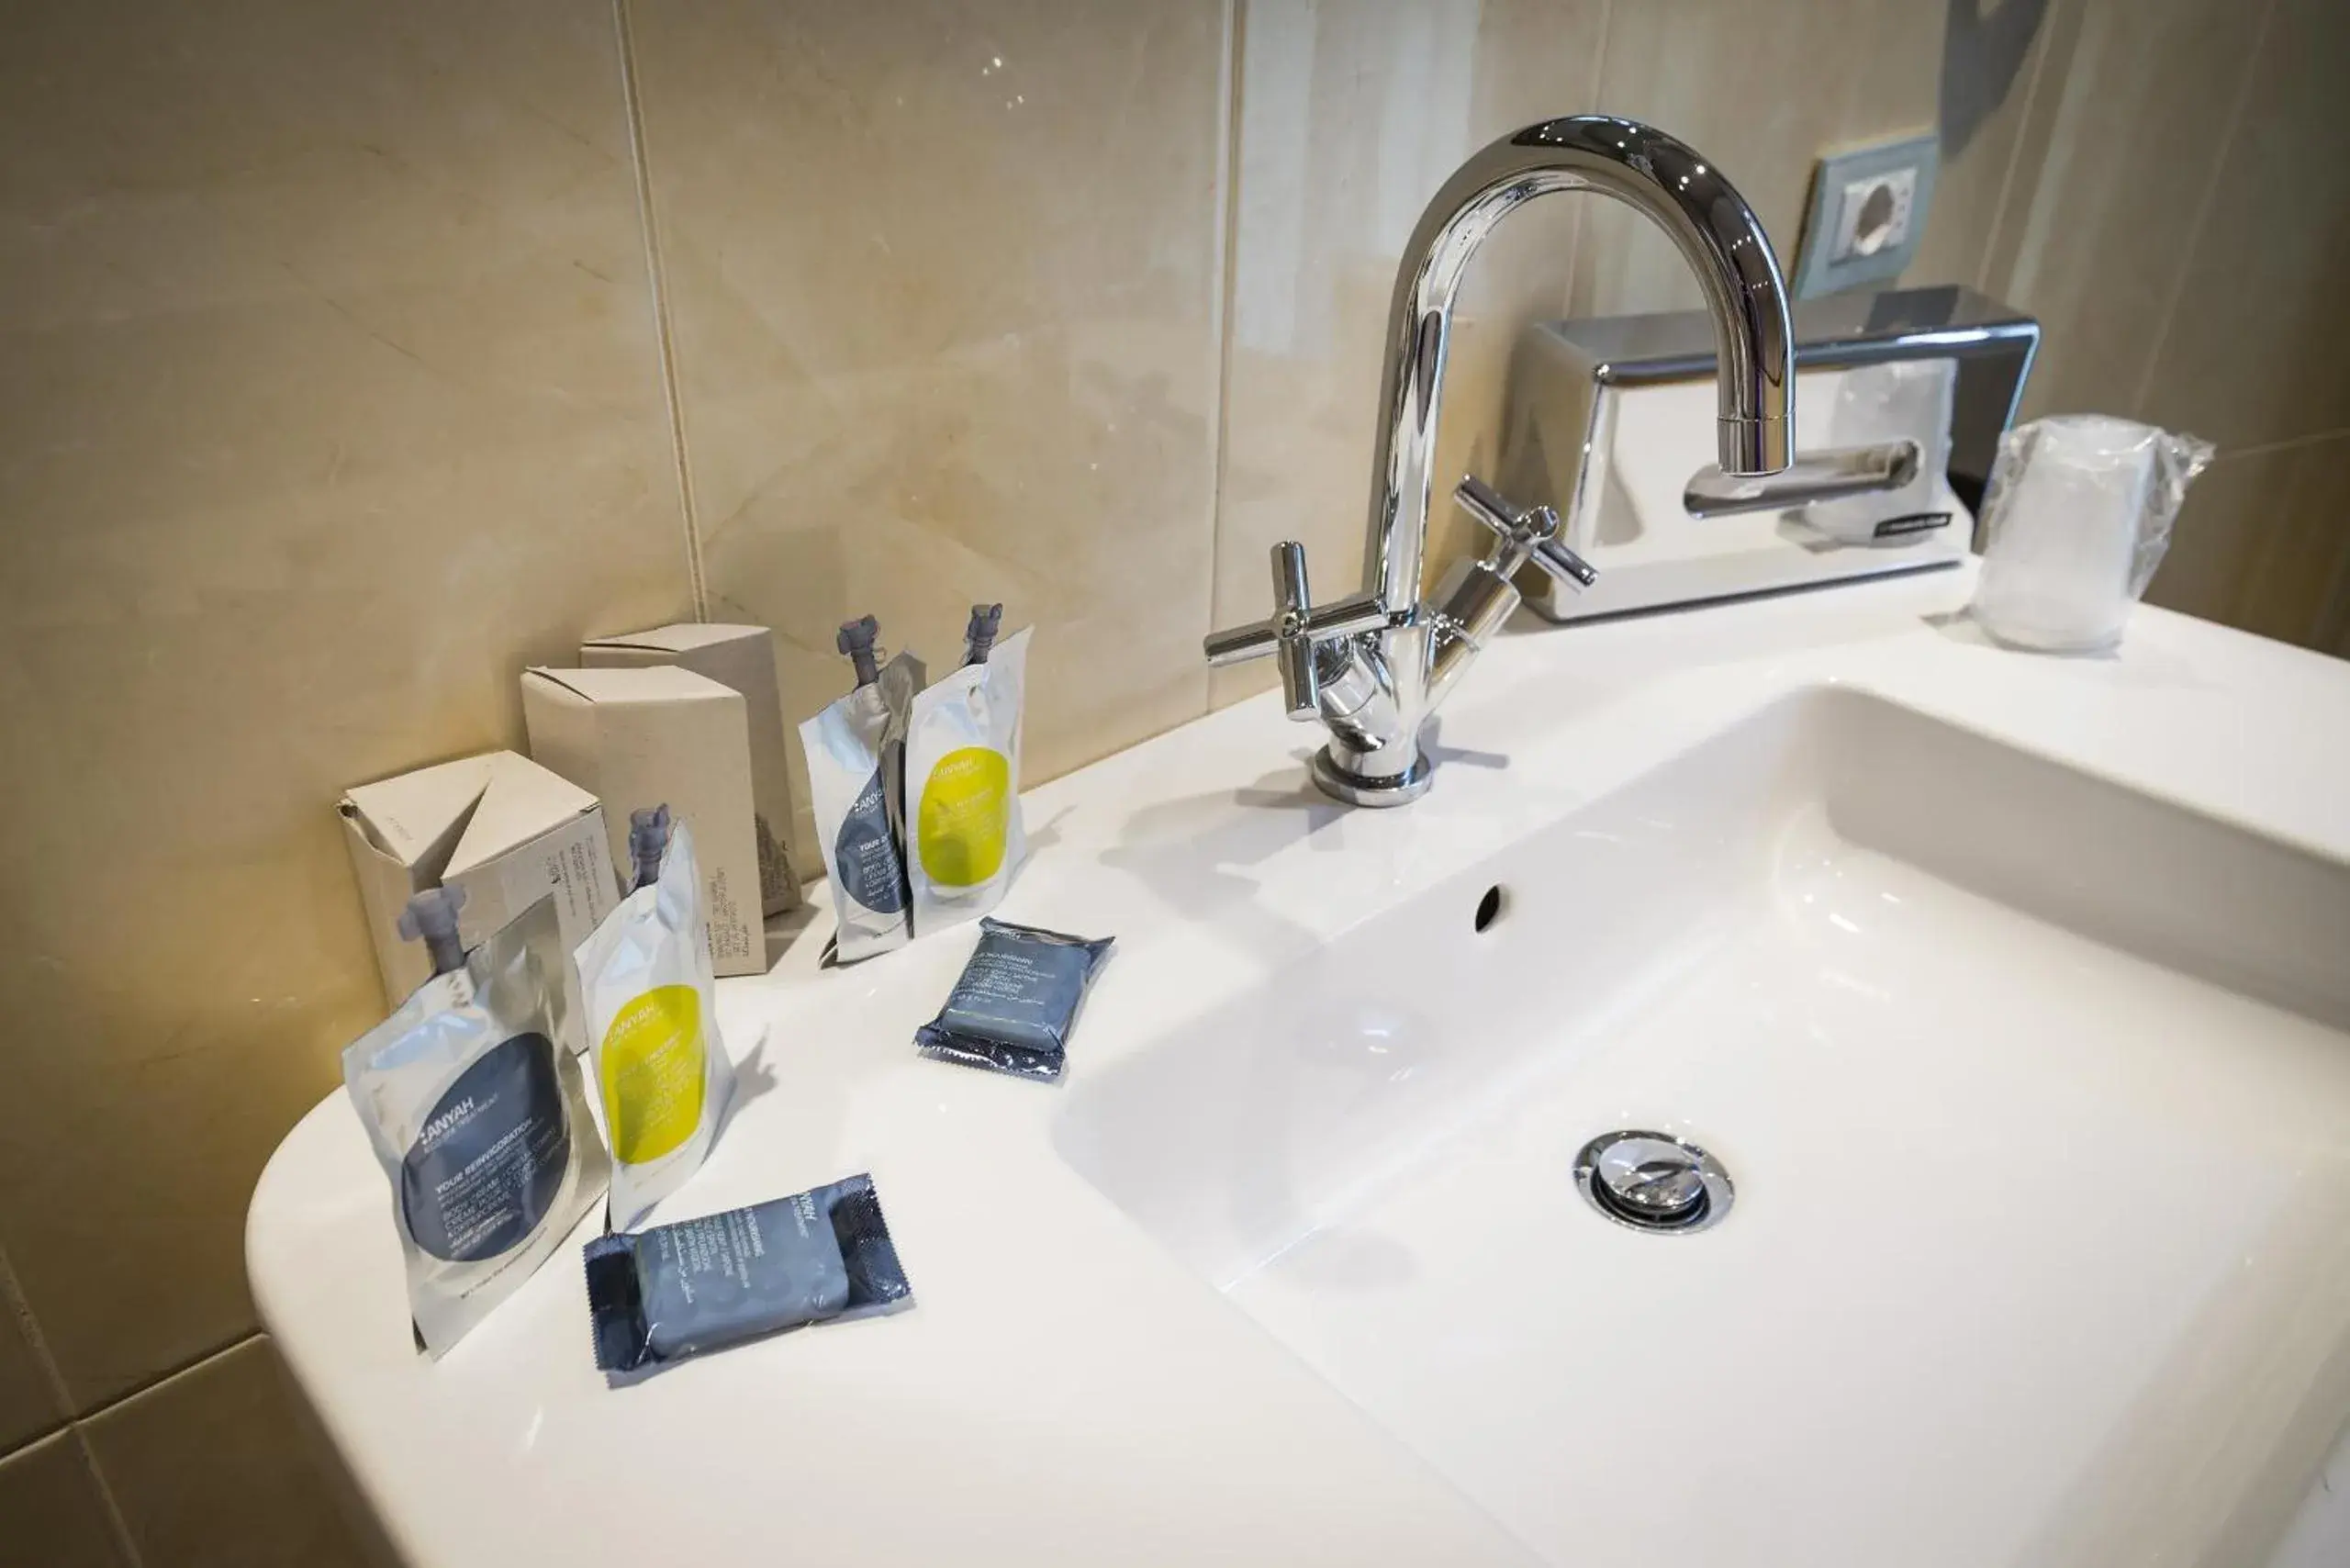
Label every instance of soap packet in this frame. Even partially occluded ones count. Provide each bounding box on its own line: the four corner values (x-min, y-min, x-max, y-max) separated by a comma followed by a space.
907, 613, 1031, 935
584, 1173, 912, 1379
342, 893, 609, 1357
800, 616, 926, 963
915, 917, 1113, 1081
574, 807, 737, 1232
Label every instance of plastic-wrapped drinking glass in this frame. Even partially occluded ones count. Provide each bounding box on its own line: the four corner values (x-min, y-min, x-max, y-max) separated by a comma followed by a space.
1970, 414, 2213, 653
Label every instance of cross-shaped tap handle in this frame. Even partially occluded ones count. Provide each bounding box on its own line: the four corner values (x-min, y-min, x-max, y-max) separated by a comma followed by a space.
1455, 476, 1597, 590
1203, 543, 1395, 721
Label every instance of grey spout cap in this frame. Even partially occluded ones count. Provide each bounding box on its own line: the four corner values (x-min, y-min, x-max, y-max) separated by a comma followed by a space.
837, 615, 882, 688
397, 885, 468, 978
962, 602, 1003, 666
628, 804, 672, 892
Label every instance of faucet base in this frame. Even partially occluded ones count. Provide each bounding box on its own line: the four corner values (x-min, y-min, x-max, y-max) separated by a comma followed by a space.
1310, 745, 1434, 808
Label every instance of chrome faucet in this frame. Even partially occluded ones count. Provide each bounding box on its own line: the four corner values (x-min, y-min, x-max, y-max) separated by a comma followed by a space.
1204, 116, 1795, 805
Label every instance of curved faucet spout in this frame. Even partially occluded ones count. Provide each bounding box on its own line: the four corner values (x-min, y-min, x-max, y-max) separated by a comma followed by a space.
1198, 114, 1792, 811
1365, 115, 1793, 610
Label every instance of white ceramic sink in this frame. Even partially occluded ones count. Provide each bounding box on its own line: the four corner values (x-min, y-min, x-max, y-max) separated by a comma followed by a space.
1055, 685, 2350, 1568
250, 577, 2350, 1568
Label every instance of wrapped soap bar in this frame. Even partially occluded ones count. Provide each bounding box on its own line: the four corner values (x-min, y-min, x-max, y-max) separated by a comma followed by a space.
584, 1173, 911, 1377
914, 917, 1113, 1081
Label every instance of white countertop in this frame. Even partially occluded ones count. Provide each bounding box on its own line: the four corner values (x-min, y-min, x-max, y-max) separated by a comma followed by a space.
248, 564, 2350, 1568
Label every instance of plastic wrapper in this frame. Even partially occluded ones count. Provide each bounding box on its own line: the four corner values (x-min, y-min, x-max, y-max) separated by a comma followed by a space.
1972, 414, 2214, 652
915, 917, 1112, 1081
585, 1173, 911, 1378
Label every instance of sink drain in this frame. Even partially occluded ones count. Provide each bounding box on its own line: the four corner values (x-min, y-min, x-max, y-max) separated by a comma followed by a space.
1574, 1130, 1734, 1234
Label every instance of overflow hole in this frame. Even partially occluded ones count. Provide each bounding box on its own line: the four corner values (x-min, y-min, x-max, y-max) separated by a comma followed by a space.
1473, 885, 1506, 934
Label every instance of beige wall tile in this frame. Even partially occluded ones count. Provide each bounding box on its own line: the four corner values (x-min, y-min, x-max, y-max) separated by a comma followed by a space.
0, 1431, 129, 1568
1576, 0, 1948, 318
2145, 433, 2350, 653
2143, 447, 2270, 628
1213, 0, 1606, 705
625, 0, 1225, 849
0, 0, 691, 1406
0, 1254, 66, 1453
1909, 0, 2079, 293
2135, 0, 2350, 450
83, 1337, 368, 1568
1990, 0, 2262, 422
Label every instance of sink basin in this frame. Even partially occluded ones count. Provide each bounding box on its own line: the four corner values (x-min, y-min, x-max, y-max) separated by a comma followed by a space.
1054, 686, 2350, 1568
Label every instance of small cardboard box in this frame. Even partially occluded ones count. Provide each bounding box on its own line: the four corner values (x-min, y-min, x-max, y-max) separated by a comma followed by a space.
520, 666, 765, 977
340, 751, 617, 1051
578, 622, 803, 917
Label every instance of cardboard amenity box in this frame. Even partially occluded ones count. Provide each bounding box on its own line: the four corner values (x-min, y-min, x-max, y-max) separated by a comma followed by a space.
578, 622, 802, 917
339, 751, 618, 1051
520, 665, 764, 978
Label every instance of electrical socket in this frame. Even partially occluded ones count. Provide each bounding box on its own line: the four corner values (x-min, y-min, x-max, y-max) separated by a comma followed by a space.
1792, 131, 1940, 299
1831, 163, 1919, 262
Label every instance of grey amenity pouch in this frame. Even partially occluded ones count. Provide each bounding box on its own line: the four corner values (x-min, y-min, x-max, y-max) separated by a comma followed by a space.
914, 917, 1113, 1081
583, 1173, 912, 1377
343, 896, 609, 1357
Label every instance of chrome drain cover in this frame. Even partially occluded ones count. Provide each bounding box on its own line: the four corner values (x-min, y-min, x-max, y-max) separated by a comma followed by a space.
1574, 1130, 1734, 1234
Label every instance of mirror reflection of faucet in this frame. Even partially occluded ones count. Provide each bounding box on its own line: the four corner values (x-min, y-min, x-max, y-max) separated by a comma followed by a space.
1203, 115, 1796, 808
1684, 440, 1920, 520
1502, 289, 2040, 616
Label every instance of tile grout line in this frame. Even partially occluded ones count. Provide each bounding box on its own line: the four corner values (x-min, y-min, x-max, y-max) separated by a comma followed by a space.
72, 1330, 263, 1431
1202, 0, 1247, 677
68, 1425, 143, 1568
0, 1230, 207, 1568
0, 1325, 266, 1466
612, 0, 710, 620
2206, 428, 2350, 464
2315, 507, 2350, 650
0, 1245, 74, 1446
0, 1246, 135, 1562
2199, 426, 2348, 649
1557, 0, 1617, 317
2124, 0, 2278, 422
1970, 0, 2066, 296
2318, 528, 2350, 653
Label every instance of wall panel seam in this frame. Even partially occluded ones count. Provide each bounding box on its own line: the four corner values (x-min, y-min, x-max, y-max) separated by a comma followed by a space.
1205, 0, 1247, 654
2203, 428, 2350, 465
612, 0, 711, 619
2125, 0, 2281, 419
1553, 0, 1616, 317
1971, 0, 2066, 294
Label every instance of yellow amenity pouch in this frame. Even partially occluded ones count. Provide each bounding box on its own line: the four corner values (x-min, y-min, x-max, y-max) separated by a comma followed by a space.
906, 619, 1028, 936
574, 807, 737, 1231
